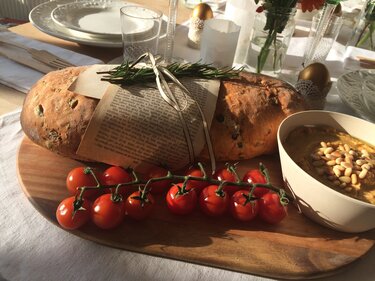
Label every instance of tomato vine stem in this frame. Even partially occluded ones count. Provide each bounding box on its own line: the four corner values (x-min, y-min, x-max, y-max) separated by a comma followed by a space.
74, 163, 290, 205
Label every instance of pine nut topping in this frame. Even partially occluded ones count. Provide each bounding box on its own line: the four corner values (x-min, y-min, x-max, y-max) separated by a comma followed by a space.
307, 134, 375, 201
333, 167, 341, 177
344, 168, 352, 177
362, 149, 369, 158
351, 174, 358, 185
327, 160, 336, 166
339, 176, 351, 183
335, 157, 343, 164
341, 162, 352, 169
325, 154, 335, 160
324, 147, 334, 154
362, 164, 371, 170
356, 159, 365, 166
335, 165, 345, 171
359, 169, 368, 179
332, 151, 342, 158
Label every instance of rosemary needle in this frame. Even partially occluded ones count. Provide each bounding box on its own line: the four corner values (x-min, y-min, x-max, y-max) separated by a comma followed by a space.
98, 61, 244, 85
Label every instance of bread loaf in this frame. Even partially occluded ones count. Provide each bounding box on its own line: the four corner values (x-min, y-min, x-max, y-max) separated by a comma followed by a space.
20, 66, 305, 162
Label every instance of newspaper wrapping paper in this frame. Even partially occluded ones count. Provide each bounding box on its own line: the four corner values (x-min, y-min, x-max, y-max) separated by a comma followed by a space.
70, 56, 220, 172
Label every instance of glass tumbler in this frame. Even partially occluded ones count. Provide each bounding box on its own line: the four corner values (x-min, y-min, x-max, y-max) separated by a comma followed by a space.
120, 5, 162, 62
244, 7, 296, 75
303, 13, 343, 66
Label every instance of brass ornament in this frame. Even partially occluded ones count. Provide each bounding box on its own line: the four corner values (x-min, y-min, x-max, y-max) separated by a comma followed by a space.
296, 63, 332, 109
192, 3, 214, 20
298, 62, 330, 92
188, 3, 214, 49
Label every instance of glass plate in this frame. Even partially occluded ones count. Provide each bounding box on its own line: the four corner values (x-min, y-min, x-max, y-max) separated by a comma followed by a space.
336, 69, 375, 122
29, 0, 167, 48
51, 1, 155, 39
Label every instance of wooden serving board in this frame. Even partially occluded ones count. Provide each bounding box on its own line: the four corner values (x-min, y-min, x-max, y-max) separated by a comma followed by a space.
17, 137, 375, 279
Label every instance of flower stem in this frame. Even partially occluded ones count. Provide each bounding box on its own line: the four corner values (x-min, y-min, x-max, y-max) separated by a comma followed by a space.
356, 21, 372, 47
257, 28, 277, 73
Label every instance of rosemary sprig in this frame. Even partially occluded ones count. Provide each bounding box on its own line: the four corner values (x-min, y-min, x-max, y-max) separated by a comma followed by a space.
98, 61, 244, 85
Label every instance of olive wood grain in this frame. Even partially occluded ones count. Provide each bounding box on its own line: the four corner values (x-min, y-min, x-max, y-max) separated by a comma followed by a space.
16, 136, 375, 279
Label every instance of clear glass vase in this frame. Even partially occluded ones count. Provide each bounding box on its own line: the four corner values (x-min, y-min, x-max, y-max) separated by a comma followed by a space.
244, 7, 296, 76
347, 0, 375, 51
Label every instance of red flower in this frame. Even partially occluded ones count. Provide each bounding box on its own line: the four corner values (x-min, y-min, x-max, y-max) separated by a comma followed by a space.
299, 0, 325, 12
256, 5, 264, 13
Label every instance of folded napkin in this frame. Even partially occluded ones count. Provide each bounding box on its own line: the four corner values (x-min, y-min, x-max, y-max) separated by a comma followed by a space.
343, 46, 375, 70
0, 30, 103, 93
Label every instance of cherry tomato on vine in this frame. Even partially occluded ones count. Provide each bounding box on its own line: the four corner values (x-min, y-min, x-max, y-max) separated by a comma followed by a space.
102, 166, 134, 197
199, 185, 230, 216
242, 169, 269, 198
66, 167, 101, 198
258, 192, 288, 224
56, 196, 92, 230
213, 168, 238, 195
125, 190, 155, 220
145, 166, 172, 194
230, 190, 259, 222
166, 183, 197, 215
91, 194, 126, 229
184, 166, 209, 194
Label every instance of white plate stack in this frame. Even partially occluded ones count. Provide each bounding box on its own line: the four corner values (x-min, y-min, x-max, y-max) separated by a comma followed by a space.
29, 0, 167, 48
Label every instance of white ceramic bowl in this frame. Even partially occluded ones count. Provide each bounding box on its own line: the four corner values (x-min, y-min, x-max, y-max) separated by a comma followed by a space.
277, 110, 375, 233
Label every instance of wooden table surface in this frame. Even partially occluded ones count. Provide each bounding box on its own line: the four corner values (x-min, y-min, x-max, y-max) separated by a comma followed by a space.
0, 0, 192, 116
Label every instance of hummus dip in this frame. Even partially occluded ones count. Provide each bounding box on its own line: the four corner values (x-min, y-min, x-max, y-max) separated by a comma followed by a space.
284, 125, 375, 205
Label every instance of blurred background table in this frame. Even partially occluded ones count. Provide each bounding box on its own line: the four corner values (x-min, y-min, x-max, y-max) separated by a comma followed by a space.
0, 0, 192, 115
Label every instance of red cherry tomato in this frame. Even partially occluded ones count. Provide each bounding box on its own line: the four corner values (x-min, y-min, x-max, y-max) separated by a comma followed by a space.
91, 194, 126, 229
66, 167, 101, 198
125, 190, 155, 220
145, 166, 172, 194
166, 183, 197, 215
242, 169, 269, 198
102, 166, 134, 197
230, 190, 259, 221
213, 167, 238, 195
258, 192, 288, 224
184, 166, 209, 194
56, 196, 91, 230
199, 185, 230, 216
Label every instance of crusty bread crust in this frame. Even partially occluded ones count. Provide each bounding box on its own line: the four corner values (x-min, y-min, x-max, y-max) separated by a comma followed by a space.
202, 73, 305, 161
21, 67, 98, 160
20, 67, 305, 162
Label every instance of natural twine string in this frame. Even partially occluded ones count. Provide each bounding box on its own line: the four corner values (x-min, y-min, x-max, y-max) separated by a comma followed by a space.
130, 53, 217, 173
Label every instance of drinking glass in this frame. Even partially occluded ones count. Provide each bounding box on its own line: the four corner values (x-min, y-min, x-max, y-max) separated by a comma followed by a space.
303, 13, 343, 66
120, 5, 162, 62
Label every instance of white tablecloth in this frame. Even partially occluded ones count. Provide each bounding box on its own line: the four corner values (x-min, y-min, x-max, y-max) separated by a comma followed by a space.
1, 109, 375, 281
1, 10, 375, 281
